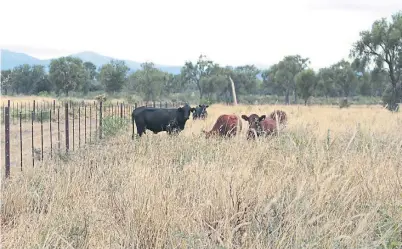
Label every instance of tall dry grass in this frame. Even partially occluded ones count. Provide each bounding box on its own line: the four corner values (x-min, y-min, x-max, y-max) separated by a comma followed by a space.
1, 104, 402, 248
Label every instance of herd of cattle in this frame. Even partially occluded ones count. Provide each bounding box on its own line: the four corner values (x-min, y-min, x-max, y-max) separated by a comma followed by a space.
131, 103, 288, 139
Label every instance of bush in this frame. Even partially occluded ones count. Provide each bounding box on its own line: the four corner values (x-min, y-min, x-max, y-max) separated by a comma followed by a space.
102, 116, 129, 137
339, 98, 350, 108
382, 84, 401, 112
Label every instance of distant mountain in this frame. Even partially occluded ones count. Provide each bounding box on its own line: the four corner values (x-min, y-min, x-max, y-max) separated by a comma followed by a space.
1, 49, 183, 74
1, 49, 50, 69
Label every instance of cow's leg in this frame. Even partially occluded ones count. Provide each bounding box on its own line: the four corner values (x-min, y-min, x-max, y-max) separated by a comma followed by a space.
136, 126, 146, 137
166, 126, 173, 135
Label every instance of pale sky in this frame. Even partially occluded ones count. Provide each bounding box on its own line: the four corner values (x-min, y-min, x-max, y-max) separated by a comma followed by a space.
1, 0, 401, 70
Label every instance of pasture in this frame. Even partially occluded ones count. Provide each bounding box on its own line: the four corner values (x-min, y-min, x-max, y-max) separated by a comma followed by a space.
1, 101, 402, 248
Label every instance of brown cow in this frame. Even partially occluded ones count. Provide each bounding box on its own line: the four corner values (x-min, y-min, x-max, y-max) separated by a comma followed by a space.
269, 110, 287, 126
241, 114, 278, 139
202, 114, 242, 138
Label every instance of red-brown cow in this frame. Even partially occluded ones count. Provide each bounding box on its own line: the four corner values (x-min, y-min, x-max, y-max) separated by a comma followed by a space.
269, 110, 287, 126
202, 114, 242, 138
241, 114, 278, 139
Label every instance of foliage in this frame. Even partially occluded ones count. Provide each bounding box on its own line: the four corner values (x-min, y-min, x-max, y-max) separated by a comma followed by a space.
295, 69, 317, 105
350, 11, 402, 111
330, 60, 357, 98
128, 62, 166, 102
102, 116, 129, 137
99, 60, 129, 94
49, 57, 88, 96
1, 11, 401, 108
262, 55, 310, 104
181, 54, 220, 99
1, 69, 12, 95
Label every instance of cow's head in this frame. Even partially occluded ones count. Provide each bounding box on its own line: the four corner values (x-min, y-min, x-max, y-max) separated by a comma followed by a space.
198, 104, 209, 118
241, 114, 266, 139
178, 104, 196, 121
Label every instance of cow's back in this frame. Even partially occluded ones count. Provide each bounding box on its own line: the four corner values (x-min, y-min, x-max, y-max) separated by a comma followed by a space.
210, 114, 241, 136
262, 118, 277, 131
143, 109, 172, 125
269, 110, 287, 125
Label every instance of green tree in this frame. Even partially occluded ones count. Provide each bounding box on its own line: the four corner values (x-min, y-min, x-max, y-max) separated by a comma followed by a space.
350, 11, 402, 111
99, 60, 129, 94
199, 74, 228, 102
162, 73, 183, 95
331, 60, 357, 98
1, 70, 12, 95
316, 67, 336, 99
10, 64, 33, 94
295, 69, 317, 105
357, 72, 372, 96
7, 65, 49, 94
370, 68, 388, 96
261, 64, 280, 95
30, 65, 50, 93
181, 54, 219, 99
265, 55, 310, 104
49, 56, 87, 96
230, 65, 260, 95
83, 61, 98, 80
129, 62, 165, 102
82, 61, 98, 95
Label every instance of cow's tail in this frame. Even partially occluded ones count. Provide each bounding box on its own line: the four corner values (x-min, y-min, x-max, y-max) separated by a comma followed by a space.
131, 109, 135, 140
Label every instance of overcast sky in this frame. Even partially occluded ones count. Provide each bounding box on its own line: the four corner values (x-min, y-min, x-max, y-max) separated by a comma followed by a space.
1, 0, 401, 70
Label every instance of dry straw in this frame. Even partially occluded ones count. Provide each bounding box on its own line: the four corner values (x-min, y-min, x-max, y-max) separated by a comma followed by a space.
1, 103, 402, 249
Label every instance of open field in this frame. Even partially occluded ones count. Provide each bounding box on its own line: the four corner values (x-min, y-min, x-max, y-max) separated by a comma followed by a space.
1, 103, 402, 248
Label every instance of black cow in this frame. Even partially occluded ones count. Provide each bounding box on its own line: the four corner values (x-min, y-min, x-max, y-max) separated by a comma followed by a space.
132, 104, 196, 138
192, 104, 209, 120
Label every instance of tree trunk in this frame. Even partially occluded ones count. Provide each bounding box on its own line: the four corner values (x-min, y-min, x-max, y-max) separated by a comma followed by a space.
285, 90, 290, 105
387, 61, 399, 111
196, 81, 203, 100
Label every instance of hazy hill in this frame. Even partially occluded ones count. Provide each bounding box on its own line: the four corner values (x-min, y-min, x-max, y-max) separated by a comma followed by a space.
1, 49, 183, 74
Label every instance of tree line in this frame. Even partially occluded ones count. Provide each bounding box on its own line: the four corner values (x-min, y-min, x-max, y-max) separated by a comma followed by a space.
1, 11, 401, 111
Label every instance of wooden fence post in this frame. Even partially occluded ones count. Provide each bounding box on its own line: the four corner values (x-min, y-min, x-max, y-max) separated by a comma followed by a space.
4, 107, 10, 179
31, 112, 34, 168
99, 101, 103, 139
65, 103, 69, 153
85, 106, 87, 144
33, 100, 36, 121
120, 103, 123, 119
20, 112, 23, 171
50, 110, 53, 159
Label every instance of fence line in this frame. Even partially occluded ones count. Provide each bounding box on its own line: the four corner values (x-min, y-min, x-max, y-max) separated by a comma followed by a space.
1, 100, 185, 179
1, 100, 185, 124
4, 107, 10, 178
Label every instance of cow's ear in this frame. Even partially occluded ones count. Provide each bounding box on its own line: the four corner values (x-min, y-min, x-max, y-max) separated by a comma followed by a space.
190, 108, 196, 112
241, 115, 249, 121
199, 104, 202, 107
205, 105, 209, 108
259, 115, 266, 122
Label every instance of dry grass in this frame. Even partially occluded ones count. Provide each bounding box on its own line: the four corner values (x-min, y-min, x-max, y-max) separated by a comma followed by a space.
1, 104, 402, 249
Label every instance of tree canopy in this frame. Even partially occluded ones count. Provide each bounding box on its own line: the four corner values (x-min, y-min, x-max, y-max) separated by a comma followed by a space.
350, 10, 402, 111
2, 11, 401, 111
